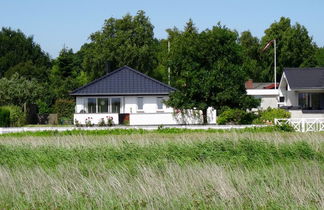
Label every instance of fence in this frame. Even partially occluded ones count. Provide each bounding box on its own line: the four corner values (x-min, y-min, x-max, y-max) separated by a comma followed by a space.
274, 118, 324, 132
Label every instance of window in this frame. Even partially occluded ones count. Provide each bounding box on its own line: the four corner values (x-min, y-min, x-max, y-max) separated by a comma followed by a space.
298, 93, 324, 110
279, 96, 285, 103
98, 98, 109, 113
137, 97, 143, 110
87, 98, 97, 113
157, 97, 164, 110
111, 98, 121, 113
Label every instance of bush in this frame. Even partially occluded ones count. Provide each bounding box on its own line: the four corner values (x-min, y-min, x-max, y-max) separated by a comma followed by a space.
1, 105, 26, 127
217, 109, 257, 125
0, 108, 10, 127
53, 99, 75, 124
253, 108, 290, 125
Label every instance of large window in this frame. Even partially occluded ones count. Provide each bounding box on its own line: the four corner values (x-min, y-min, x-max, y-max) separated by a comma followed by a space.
111, 98, 121, 113
137, 97, 143, 110
157, 97, 164, 110
87, 98, 97, 113
98, 98, 109, 113
298, 93, 324, 110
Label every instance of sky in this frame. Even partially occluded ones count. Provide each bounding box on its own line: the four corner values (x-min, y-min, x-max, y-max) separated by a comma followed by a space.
1, 0, 323, 58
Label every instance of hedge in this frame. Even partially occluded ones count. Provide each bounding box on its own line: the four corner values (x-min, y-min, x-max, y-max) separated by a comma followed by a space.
0, 108, 10, 127
1, 105, 26, 127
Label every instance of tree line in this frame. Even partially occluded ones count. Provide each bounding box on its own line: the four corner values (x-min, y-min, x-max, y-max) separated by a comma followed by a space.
0, 10, 323, 122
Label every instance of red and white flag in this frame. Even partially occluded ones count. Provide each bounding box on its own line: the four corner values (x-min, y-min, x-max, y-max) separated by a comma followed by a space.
262, 40, 274, 52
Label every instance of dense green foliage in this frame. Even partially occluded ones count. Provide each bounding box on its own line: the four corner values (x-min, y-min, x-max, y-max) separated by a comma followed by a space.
0, 105, 26, 126
217, 109, 257, 125
0, 27, 51, 79
315, 47, 324, 67
259, 17, 317, 82
0, 73, 47, 107
53, 99, 75, 122
253, 108, 291, 124
0, 108, 10, 127
166, 21, 259, 123
81, 10, 158, 80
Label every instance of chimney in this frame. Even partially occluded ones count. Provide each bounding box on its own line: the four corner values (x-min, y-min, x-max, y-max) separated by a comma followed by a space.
245, 79, 253, 89
104, 61, 112, 74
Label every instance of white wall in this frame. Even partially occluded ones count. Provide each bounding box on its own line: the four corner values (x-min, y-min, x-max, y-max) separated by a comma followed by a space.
246, 89, 279, 109
129, 108, 217, 125
259, 96, 278, 109
124, 96, 173, 113
289, 110, 324, 118
74, 113, 119, 125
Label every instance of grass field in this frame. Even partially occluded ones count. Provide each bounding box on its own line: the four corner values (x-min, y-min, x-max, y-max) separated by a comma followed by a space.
0, 128, 323, 209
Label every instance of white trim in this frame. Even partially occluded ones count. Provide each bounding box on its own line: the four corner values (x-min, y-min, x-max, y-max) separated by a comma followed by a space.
246, 89, 279, 96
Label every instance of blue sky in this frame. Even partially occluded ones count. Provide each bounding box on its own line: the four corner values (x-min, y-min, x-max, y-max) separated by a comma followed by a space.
1, 0, 323, 58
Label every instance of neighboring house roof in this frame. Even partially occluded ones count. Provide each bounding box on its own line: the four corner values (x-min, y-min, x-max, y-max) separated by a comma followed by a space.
284, 67, 324, 89
246, 82, 278, 89
71, 66, 176, 96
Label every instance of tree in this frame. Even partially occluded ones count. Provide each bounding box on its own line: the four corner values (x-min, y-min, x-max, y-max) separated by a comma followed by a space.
239, 31, 264, 81
81, 10, 158, 80
0, 73, 47, 107
0, 27, 51, 79
260, 17, 317, 82
49, 48, 87, 99
166, 21, 259, 123
315, 47, 324, 67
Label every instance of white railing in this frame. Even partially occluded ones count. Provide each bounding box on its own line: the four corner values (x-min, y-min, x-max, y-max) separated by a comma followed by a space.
274, 118, 324, 132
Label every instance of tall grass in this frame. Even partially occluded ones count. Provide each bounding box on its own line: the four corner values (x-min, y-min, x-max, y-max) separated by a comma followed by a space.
0, 126, 287, 138
0, 162, 322, 209
0, 131, 323, 209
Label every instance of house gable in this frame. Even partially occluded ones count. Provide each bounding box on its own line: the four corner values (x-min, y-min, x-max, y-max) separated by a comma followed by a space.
71, 66, 176, 96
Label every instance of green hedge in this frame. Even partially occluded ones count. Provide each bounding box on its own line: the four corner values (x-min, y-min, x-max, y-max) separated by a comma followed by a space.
1, 105, 26, 127
217, 109, 257, 125
253, 108, 291, 124
0, 108, 10, 127
53, 99, 75, 124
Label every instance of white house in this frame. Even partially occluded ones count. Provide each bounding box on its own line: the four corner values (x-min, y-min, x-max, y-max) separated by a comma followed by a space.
277, 67, 324, 118
70, 66, 216, 125
245, 79, 279, 110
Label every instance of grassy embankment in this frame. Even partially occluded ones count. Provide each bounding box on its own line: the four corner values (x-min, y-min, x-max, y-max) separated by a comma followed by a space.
0, 128, 323, 209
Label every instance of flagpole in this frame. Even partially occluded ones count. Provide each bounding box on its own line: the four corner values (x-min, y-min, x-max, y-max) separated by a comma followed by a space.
274, 39, 277, 89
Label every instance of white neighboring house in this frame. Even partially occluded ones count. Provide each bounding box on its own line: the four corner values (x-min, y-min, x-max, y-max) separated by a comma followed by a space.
277, 68, 324, 118
245, 79, 279, 110
70, 66, 216, 125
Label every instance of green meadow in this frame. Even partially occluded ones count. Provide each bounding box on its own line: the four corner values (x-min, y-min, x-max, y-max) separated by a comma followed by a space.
0, 128, 323, 209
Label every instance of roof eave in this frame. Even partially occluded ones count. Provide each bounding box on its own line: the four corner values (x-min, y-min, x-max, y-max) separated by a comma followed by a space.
70, 92, 173, 96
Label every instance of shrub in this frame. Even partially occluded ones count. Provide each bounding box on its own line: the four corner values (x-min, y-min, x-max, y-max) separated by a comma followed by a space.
1, 105, 26, 127
253, 108, 291, 125
53, 99, 75, 124
36, 99, 51, 115
275, 123, 295, 132
217, 109, 257, 125
0, 108, 10, 127
98, 118, 106, 127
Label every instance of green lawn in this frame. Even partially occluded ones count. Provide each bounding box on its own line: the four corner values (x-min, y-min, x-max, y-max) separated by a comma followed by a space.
0, 130, 323, 209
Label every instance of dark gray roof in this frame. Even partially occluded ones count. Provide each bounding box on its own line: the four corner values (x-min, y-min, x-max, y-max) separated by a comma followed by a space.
70, 66, 176, 96
284, 68, 324, 89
